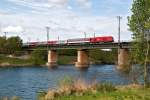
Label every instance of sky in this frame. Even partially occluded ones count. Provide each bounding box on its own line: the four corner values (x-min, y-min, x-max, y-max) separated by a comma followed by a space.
0, 0, 133, 42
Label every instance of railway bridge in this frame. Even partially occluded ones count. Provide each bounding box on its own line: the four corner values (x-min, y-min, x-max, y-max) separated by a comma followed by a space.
23, 41, 132, 70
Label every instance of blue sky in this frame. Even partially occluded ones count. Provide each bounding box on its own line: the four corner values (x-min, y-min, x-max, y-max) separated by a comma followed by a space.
0, 0, 133, 42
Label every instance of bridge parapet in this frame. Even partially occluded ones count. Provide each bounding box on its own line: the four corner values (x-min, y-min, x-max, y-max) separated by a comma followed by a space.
22, 42, 131, 50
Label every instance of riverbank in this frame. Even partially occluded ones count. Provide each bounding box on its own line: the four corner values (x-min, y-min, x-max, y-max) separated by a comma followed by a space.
0, 55, 32, 66
43, 88, 149, 100
0, 49, 118, 67
38, 80, 148, 100
2, 84, 149, 100
0, 65, 146, 99
0, 54, 115, 67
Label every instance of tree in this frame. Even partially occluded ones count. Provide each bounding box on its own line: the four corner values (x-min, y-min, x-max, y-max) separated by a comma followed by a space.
31, 50, 47, 65
58, 49, 76, 56
5, 36, 22, 54
128, 0, 150, 87
0, 36, 7, 53
89, 49, 117, 64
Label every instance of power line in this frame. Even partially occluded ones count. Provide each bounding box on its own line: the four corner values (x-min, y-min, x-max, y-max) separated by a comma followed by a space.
117, 16, 122, 45
46, 26, 50, 42
46, 26, 50, 50
117, 16, 122, 46
117, 16, 122, 54
84, 32, 86, 39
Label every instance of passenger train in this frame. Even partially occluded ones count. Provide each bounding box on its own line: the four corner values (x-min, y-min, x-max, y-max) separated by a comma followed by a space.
23, 36, 114, 47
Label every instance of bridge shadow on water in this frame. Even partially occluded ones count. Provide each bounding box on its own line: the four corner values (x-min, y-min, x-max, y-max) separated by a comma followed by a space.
0, 64, 143, 99
46, 64, 139, 85
40, 64, 143, 86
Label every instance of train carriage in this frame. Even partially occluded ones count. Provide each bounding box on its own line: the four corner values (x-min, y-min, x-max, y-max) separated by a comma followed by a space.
23, 36, 114, 46
23, 42, 38, 47
90, 36, 114, 43
56, 40, 67, 44
67, 38, 90, 45
47, 41, 57, 45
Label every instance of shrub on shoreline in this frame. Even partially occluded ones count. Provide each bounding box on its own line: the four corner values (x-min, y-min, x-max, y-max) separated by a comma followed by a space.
0, 96, 20, 100
42, 78, 117, 100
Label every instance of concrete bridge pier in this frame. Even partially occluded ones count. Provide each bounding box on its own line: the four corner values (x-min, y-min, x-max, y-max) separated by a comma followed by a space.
117, 48, 130, 71
46, 50, 57, 68
75, 49, 89, 69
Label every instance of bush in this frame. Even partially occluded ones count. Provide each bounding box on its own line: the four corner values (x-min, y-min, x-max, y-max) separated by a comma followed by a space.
0, 96, 21, 100
44, 78, 117, 100
0, 36, 22, 54
58, 76, 73, 87
57, 76, 74, 96
31, 50, 47, 65
58, 49, 76, 56
37, 91, 47, 100
96, 82, 116, 92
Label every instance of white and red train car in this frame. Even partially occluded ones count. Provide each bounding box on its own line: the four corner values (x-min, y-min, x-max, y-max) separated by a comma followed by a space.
23, 36, 114, 47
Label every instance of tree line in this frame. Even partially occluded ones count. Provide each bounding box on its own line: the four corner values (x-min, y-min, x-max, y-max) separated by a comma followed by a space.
0, 36, 22, 54
128, 0, 150, 87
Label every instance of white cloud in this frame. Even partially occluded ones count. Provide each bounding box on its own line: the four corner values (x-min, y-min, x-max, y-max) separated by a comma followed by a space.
76, 0, 92, 9
8, 0, 69, 9
2, 26, 24, 33
48, 0, 68, 8
0, 11, 131, 42
8, 0, 92, 10
0, 10, 10, 15
67, 6, 73, 10
1, 0, 131, 42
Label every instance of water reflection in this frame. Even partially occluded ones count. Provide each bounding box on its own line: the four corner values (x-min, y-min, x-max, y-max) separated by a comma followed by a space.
0, 65, 141, 99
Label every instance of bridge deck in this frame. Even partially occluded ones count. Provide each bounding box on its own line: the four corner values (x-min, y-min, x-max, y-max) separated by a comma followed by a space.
22, 42, 131, 50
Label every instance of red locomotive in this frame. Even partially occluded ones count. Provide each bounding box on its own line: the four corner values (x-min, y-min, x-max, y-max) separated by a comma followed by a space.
90, 36, 114, 43
24, 36, 114, 47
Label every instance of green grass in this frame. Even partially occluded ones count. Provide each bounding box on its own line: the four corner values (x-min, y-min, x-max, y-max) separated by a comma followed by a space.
38, 77, 150, 100
53, 88, 150, 100
0, 56, 32, 65
0, 55, 77, 65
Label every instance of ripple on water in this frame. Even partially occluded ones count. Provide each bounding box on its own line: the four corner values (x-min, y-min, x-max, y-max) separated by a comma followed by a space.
0, 65, 136, 99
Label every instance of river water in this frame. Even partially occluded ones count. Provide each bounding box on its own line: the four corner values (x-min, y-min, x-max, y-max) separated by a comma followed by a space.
0, 65, 135, 99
